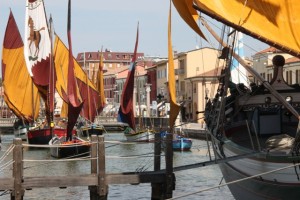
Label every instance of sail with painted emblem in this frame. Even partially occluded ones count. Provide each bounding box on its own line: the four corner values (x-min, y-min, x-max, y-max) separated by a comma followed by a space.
24, 0, 54, 113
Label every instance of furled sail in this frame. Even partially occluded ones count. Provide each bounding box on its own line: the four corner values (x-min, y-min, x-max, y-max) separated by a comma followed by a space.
173, 0, 300, 57
117, 24, 139, 131
66, 0, 83, 139
97, 51, 106, 113
168, 2, 181, 130
2, 11, 40, 122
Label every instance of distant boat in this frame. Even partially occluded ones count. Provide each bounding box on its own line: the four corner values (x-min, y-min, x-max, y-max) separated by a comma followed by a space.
49, 135, 90, 158
49, 0, 89, 158
160, 131, 192, 151
117, 23, 155, 142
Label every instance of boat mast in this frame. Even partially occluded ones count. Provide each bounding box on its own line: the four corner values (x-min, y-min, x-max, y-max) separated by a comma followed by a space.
49, 14, 55, 136
199, 17, 300, 119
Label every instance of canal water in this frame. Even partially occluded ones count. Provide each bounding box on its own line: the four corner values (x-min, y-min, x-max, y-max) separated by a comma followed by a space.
0, 132, 234, 200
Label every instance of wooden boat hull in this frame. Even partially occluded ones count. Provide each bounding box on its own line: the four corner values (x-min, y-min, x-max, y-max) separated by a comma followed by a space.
49, 136, 90, 158
27, 128, 76, 145
211, 131, 300, 200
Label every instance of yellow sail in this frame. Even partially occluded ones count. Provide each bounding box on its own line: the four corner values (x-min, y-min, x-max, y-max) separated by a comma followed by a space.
173, 0, 300, 57
172, 0, 206, 40
2, 11, 40, 122
168, 1, 181, 129
54, 35, 100, 122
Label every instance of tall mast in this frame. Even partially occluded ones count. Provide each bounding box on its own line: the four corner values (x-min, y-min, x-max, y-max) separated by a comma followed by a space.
49, 14, 55, 135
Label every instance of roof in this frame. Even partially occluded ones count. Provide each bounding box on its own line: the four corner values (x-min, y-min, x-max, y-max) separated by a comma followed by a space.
286, 56, 300, 64
76, 50, 144, 62
255, 46, 282, 55
116, 65, 147, 79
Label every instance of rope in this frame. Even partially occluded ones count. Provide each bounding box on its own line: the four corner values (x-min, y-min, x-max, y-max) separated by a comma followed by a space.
169, 162, 300, 199
0, 160, 14, 173
0, 144, 15, 163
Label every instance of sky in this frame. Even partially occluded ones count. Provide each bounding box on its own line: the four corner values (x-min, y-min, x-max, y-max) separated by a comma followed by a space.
0, 0, 267, 59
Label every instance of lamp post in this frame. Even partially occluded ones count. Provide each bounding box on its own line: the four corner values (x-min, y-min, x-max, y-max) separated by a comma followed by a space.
145, 83, 151, 117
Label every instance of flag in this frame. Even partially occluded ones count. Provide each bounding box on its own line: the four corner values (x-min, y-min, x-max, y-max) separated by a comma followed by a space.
117, 23, 139, 131
168, 1, 181, 130
97, 50, 106, 113
66, 0, 83, 140
230, 29, 249, 86
2, 11, 40, 122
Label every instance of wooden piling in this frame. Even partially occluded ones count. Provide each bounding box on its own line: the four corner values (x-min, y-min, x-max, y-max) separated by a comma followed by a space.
11, 138, 24, 200
90, 135, 98, 200
151, 131, 162, 199
98, 135, 108, 199
164, 133, 174, 199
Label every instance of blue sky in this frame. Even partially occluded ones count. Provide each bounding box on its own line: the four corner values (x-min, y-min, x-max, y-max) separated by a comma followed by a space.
0, 0, 267, 58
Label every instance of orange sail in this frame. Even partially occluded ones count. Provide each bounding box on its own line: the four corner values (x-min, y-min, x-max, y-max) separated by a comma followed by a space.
173, 0, 300, 57
2, 11, 40, 122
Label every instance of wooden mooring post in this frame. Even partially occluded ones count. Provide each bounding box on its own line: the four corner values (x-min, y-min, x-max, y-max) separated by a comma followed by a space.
4, 134, 174, 199
11, 138, 24, 200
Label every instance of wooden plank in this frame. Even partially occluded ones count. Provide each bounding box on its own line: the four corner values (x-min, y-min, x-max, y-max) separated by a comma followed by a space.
20, 172, 165, 188
22, 174, 98, 188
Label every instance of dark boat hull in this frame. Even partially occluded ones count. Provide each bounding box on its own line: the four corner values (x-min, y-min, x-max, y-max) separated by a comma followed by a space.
49, 136, 90, 158
219, 160, 300, 200
211, 133, 300, 200
28, 128, 76, 145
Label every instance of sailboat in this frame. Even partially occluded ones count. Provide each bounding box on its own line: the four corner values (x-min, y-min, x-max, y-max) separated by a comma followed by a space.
49, 0, 90, 158
160, 2, 192, 151
173, 0, 300, 199
117, 24, 155, 142
76, 51, 105, 137
1, 11, 41, 141
24, 0, 75, 145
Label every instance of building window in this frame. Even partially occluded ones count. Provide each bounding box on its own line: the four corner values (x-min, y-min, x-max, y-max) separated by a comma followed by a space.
179, 59, 185, 69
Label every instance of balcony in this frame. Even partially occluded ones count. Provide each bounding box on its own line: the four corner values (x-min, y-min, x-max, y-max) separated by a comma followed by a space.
175, 68, 185, 75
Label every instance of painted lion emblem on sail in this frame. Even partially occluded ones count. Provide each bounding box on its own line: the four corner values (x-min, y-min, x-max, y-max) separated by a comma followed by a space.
27, 16, 45, 61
